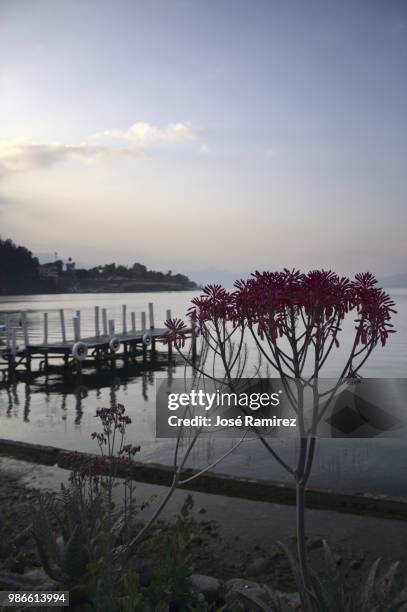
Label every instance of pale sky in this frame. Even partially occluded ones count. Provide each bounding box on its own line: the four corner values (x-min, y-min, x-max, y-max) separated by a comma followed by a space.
0, 0, 406, 279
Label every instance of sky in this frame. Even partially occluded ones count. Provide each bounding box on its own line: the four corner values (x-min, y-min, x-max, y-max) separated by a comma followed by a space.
0, 0, 406, 281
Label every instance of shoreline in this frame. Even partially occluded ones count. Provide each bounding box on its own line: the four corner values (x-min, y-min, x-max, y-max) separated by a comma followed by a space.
2, 456, 407, 604
1, 438, 407, 521
0, 286, 200, 297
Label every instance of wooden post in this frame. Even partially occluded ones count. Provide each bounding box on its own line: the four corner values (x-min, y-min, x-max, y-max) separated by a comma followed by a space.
5, 314, 11, 349
95, 306, 100, 337
11, 328, 17, 358
108, 320, 116, 368
141, 312, 146, 332
131, 312, 136, 333
102, 309, 108, 336
7, 327, 17, 376
75, 310, 81, 337
43, 312, 49, 369
122, 304, 127, 334
43, 313, 48, 344
73, 317, 80, 342
59, 309, 66, 343
148, 303, 154, 329
21, 311, 29, 347
108, 319, 115, 338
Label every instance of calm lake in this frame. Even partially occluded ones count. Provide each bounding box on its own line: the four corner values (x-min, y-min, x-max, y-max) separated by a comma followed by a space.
0, 289, 406, 497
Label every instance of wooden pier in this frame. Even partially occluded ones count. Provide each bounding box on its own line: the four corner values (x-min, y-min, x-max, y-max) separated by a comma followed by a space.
0, 303, 195, 380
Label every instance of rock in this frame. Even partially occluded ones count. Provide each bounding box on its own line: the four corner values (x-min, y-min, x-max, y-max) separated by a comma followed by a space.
197, 507, 207, 514
0, 568, 58, 591
246, 557, 270, 576
191, 574, 221, 603
25, 568, 59, 589
223, 578, 273, 607
224, 579, 299, 611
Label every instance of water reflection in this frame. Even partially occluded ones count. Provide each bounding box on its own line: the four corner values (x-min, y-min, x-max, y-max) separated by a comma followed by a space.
0, 357, 177, 427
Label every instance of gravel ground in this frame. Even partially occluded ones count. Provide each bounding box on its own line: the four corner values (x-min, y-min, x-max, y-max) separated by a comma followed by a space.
1, 456, 407, 607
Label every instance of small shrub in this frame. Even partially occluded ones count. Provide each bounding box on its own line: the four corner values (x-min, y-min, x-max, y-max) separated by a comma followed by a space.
30, 404, 209, 611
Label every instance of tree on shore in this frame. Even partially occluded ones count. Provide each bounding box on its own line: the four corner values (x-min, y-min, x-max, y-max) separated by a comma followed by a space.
0, 237, 39, 292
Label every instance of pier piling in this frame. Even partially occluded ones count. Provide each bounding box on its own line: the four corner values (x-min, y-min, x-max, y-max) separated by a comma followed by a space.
122, 304, 127, 334
95, 306, 100, 337
59, 309, 66, 343
102, 308, 108, 336
21, 312, 29, 347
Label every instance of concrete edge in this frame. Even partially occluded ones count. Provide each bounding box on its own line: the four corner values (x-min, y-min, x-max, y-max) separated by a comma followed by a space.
1, 438, 407, 521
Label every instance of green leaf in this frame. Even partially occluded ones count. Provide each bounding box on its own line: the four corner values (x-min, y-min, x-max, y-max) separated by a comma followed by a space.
361, 558, 381, 609
62, 524, 89, 579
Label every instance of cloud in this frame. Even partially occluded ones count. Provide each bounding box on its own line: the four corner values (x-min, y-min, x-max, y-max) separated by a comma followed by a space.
199, 143, 211, 154
0, 120, 205, 175
95, 121, 202, 143
0, 140, 144, 174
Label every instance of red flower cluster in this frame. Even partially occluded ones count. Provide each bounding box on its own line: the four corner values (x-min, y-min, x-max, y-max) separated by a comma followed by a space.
95, 403, 132, 436
187, 284, 237, 324
119, 443, 141, 465
162, 270, 396, 351
235, 269, 396, 348
161, 317, 189, 348
235, 269, 353, 345
351, 272, 396, 346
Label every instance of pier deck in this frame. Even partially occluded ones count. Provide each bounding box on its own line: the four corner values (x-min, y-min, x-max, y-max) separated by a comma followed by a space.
0, 301, 197, 379
23, 328, 169, 354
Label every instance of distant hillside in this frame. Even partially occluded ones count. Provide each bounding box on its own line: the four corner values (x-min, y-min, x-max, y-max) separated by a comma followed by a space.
379, 273, 407, 288
0, 237, 197, 294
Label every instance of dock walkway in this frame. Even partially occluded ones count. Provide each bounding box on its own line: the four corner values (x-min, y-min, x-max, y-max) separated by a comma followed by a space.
0, 301, 196, 380
25, 328, 168, 354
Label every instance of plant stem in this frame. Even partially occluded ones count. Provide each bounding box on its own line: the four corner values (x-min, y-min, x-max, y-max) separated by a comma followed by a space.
296, 480, 311, 590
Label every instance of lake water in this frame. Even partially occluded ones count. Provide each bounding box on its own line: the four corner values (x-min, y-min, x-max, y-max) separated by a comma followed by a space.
0, 289, 406, 497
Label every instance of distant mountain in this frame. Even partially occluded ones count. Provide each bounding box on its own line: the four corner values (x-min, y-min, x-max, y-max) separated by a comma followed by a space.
378, 273, 407, 288
188, 267, 249, 289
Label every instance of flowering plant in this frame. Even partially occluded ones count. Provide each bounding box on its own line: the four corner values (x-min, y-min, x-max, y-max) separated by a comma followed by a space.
162, 269, 397, 596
